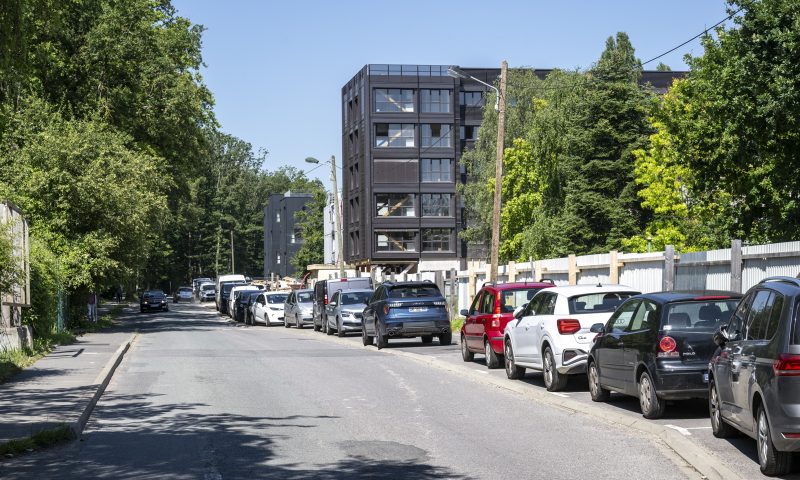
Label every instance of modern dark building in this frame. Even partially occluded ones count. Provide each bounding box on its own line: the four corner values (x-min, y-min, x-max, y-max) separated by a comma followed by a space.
341, 64, 684, 273
263, 191, 312, 278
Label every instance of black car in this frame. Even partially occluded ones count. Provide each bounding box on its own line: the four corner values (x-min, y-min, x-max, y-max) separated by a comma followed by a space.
140, 290, 169, 313
709, 277, 800, 476
239, 291, 262, 325
586, 291, 741, 419
361, 281, 451, 349
219, 281, 247, 315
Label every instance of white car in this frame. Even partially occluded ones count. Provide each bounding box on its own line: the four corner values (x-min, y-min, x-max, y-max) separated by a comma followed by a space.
228, 285, 261, 320
503, 284, 640, 391
252, 291, 289, 326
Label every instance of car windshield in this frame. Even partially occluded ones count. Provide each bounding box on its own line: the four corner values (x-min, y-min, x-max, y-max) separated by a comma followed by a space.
222, 282, 247, 294
241, 292, 261, 303
144, 291, 165, 299
388, 285, 440, 298
267, 294, 288, 304
568, 292, 638, 314
500, 288, 542, 313
664, 299, 739, 331
297, 292, 313, 303
201, 284, 215, 291
179, 288, 192, 293
341, 291, 372, 305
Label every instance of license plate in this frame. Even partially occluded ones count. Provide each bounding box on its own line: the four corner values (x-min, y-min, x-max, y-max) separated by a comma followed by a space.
703, 372, 709, 383
409, 307, 428, 312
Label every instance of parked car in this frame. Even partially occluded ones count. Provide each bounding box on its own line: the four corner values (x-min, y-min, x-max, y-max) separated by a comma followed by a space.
460, 281, 554, 369
140, 290, 169, 313
199, 283, 216, 302
252, 291, 289, 326
313, 277, 373, 332
586, 291, 741, 419
237, 290, 262, 324
218, 280, 247, 315
229, 285, 260, 320
173, 286, 193, 303
709, 277, 800, 476
283, 289, 314, 329
216, 274, 246, 311
192, 277, 212, 298
503, 284, 640, 391
324, 288, 374, 337
361, 281, 450, 349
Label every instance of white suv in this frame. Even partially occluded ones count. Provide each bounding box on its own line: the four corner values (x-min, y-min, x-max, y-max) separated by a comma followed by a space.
504, 284, 640, 391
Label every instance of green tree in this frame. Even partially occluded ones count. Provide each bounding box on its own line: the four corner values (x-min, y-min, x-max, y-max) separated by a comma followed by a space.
290, 184, 327, 276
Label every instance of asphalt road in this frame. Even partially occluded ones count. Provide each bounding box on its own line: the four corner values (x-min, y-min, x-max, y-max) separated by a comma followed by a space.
2, 302, 698, 479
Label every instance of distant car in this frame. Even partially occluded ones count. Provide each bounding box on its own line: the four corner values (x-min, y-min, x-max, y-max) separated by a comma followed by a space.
140, 290, 169, 313
361, 281, 451, 349
215, 274, 246, 311
313, 277, 373, 332
325, 288, 373, 337
218, 280, 247, 315
252, 291, 289, 326
192, 277, 212, 298
283, 289, 314, 329
586, 291, 741, 419
709, 277, 800, 476
237, 291, 262, 324
173, 286, 193, 303
460, 281, 554, 369
229, 285, 260, 320
503, 284, 640, 391
199, 283, 216, 302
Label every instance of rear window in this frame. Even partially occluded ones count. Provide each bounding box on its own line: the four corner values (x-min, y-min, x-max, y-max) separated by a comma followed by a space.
341, 291, 372, 305
664, 299, 739, 331
568, 292, 638, 314
267, 294, 288, 304
500, 288, 542, 313
793, 301, 800, 345
388, 285, 441, 298
297, 292, 313, 303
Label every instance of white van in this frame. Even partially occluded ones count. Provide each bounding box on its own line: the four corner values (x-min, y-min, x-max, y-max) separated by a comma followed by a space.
216, 274, 246, 312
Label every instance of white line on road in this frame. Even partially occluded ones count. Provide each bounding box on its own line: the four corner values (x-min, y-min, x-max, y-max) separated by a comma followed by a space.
548, 392, 570, 398
664, 424, 692, 436
685, 427, 712, 430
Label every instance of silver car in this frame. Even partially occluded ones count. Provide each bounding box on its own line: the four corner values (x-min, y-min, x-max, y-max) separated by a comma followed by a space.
284, 289, 314, 328
325, 289, 373, 337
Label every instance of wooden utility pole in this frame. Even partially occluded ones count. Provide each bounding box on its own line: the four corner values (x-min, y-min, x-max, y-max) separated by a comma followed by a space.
230, 229, 235, 273
330, 155, 345, 279
489, 60, 508, 283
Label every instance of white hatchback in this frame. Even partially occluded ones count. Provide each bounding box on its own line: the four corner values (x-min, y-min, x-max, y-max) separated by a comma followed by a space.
504, 284, 640, 391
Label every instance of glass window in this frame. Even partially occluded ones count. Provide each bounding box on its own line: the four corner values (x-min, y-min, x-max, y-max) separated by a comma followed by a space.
388, 284, 441, 298
746, 291, 773, 340
375, 194, 415, 217
421, 89, 451, 113
459, 91, 483, 106
267, 294, 288, 304
469, 292, 483, 315
421, 159, 452, 182
341, 291, 372, 305
421, 193, 451, 217
500, 288, 543, 314
629, 301, 658, 331
480, 291, 495, 314
764, 294, 783, 340
570, 291, 638, 314
663, 299, 739, 331
297, 292, 313, 303
606, 300, 640, 333
421, 124, 452, 148
460, 125, 478, 141
536, 292, 557, 316
276, 254, 281, 264
421, 228, 452, 252
375, 231, 417, 252
375, 89, 414, 113
276, 212, 280, 222
375, 124, 415, 148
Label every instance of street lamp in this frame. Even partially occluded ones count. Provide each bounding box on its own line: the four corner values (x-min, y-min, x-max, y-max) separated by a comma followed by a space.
449, 62, 508, 282
305, 156, 345, 279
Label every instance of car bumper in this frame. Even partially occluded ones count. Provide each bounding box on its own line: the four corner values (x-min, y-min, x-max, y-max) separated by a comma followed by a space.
141, 303, 167, 310
654, 369, 709, 399
384, 320, 450, 337
339, 319, 363, 331
556, 349, 590, 375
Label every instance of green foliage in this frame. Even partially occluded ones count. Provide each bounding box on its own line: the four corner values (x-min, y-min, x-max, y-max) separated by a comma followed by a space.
0, 424, 73, 456
291, 184, 327, 276
0, 222, 24, 295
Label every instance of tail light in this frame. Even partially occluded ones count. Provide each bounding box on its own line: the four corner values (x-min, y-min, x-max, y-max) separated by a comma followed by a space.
658, 336, 679, 358
773, 354, 800, 376
490, 314, 502, 329
383, 305, 390, 315
557, 319, 581, 335
324, 294, 328, 305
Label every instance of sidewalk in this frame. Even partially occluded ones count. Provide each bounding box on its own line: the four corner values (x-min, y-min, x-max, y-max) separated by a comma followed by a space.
0, 308, 135, 444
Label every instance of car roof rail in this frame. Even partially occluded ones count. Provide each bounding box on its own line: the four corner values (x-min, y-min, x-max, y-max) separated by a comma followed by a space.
539, 278, 555, 284
482, 281, 495, 288
759, 276, 800, 288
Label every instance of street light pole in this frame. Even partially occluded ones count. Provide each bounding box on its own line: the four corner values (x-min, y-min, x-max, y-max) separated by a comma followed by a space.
329, 155, 345, 278
489, 60, 508, 283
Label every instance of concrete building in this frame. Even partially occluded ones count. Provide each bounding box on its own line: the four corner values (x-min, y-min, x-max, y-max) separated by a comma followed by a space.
263, 191, 312, 279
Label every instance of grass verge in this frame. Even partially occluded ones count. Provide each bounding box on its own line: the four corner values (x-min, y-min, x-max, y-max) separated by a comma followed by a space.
450, 317, 465, 333
0, 424, 74, 458
0, 331, 75, 384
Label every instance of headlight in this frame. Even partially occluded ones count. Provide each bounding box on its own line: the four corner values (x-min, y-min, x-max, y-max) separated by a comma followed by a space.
270, 307, 282, 311
341, 312, 353, 318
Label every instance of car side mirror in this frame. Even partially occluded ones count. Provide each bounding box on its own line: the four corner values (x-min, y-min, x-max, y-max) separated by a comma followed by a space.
513, 306, 524, 319
590, 323, 605, 334
460, 309, 468, 316
713, 324, 730, 346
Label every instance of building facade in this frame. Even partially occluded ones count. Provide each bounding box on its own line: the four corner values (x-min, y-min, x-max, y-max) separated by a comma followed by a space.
341, 64, 683, 273
263, 191, 312, 279
323, 201, 338, 265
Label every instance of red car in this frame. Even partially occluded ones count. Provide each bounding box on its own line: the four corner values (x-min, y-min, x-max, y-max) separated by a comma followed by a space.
460, 281, 554, 368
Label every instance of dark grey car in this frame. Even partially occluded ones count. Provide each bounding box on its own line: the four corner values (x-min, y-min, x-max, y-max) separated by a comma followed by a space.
284, 289, 314, 328
709, 276, 800, 476
324, 289, 373, 337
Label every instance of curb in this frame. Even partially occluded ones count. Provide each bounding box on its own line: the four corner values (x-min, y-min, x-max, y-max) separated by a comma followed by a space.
70, 331, 138, 439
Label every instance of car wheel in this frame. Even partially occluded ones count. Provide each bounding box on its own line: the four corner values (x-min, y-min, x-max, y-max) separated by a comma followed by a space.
362, 324, 373, 346
439, 331, 452, 346
709, 378, 737, 438
284, 315, 290, 328
756, 404, 791, 475
421, 335, 433, 344
504, 340, 526, 380
461, 334, 474, 361
588, 361, 610, 402
325, 316, 333, 336
296, 316, 302, 329
485, 339, 501, 369
543, 346, 567, 392
265, 314, 272, 327
337, 317, 344, 337
376, 323, 388, 350
140, 307, 145, 313
638, 371, 665, 419
314, 317, 321, 332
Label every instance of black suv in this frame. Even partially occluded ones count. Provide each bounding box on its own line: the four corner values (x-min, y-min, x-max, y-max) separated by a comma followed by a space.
140, 290, 168, 313
709, 277, 800, 476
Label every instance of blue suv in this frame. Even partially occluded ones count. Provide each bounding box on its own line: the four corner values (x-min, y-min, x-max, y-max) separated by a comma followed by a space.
361, 281, 451, 349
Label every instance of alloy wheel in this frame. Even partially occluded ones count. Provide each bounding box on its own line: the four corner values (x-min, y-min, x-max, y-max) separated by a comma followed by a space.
589, 364, 600, 396
758, 410, 769, 466
543, 350, 553, 387
639, 375, 653, 413
710, 384, 721, 430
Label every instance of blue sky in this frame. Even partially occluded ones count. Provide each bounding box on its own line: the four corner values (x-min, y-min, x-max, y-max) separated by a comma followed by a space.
172, 0, 732, 184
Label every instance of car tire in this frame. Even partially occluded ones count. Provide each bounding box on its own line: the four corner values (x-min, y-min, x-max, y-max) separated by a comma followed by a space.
337, 318, 344, 337
461, 334, 474, 361
376, 324, 388, 350
504, 340, 526, 380
296, 316, 301, 329
638, 371, 666, 419
543, 346, 567, 392
757, 404, 791, 476
164, 306, 169, 312
439, 331, 452, 346
265, 314, 272, 327
485, 339, 501, 369
709, 378, 737, 438
325, 317, 333, 336
362, 325, 373, 346
588, 361, 610, 402
140, 307, 145, 313
284, 315, 290, 328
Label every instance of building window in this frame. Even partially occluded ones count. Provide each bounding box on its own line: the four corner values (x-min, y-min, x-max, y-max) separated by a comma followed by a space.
290, 233, 296, 244
421, 124, 452, 148
421, 89, 451, 113
375, 231, 417, 252
276, 212, 281, 222
459, 91, 483, 107
375, 194, 415, 217
422, 193, 451, 217
375, 89, 414, 113
373, 159, 418, 183
375, 124, 415, 148
421, 159, 452, 182
460, 125, 478, 141
276, 254, 281, 265
422, 228, 452, 252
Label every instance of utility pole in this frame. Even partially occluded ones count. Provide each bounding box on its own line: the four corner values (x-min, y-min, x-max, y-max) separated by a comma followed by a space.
330, 155, 345, 278
489, 60, 508, 283
215, 226, 221, 276
230, 229, 235, 273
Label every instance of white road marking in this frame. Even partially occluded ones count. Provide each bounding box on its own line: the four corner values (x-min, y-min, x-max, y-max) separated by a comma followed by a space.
548, 392, 570, 398
83, 352, 99, 355
685, 427, 713, 430
664, 424, 692, 436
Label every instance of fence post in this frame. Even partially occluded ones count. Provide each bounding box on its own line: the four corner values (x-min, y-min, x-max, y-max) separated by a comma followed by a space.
468, 261, 476, 300
609, 250, 619, 284
434, 270, 444, 294
568, 254, 578, 285
507, 261, 516, 282
664, 245, 675, 291
535, 260, 543, 281
731, 239, 743, 293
